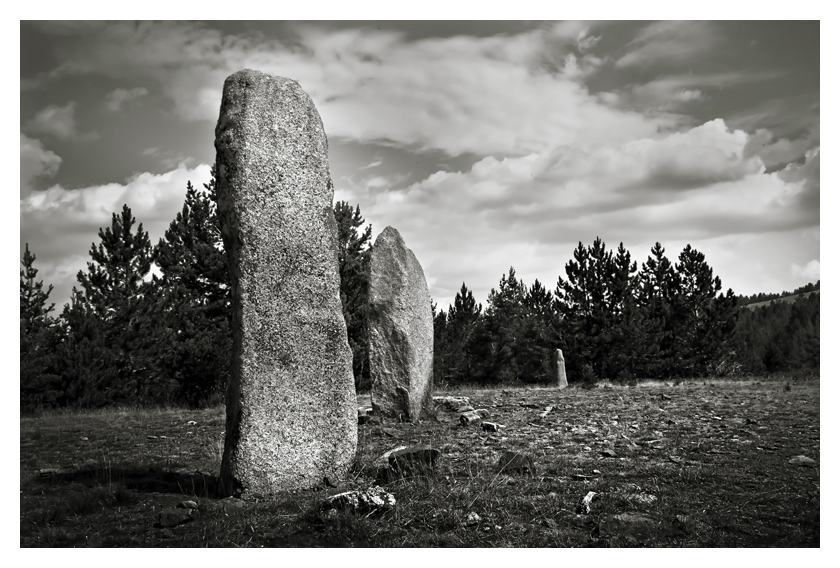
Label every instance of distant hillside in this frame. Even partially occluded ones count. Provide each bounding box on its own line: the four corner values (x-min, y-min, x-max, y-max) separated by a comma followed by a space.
738, 281, 820, 309
733, 284, 819, 375
743, 289, 820, 311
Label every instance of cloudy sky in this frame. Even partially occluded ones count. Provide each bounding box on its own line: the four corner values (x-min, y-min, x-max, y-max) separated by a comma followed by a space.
20, 20, 820, 310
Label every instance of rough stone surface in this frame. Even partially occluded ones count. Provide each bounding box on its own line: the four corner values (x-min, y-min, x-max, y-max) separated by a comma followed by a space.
322, 486, 396, 516
388, 444, 440, 477
788, 455, 817, 467
368, 226, 434, 422
482, 421, 504, 432
551, 349, 568, 389
215, 69, 357, 497
459, 410, 483, 426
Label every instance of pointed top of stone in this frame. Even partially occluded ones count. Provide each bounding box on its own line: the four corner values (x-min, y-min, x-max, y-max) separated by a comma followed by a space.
369, 225, 434, 422
376, 226, 403, 244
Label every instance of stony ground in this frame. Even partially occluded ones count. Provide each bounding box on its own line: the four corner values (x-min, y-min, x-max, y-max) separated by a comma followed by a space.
20, 378, 819, 547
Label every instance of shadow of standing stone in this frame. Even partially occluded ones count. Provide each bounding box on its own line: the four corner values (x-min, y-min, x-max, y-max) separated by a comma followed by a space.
368, 226, 434, 422
215, 69, 357, 497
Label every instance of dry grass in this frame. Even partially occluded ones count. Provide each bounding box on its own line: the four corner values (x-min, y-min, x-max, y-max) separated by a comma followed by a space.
20, 377, 819, 547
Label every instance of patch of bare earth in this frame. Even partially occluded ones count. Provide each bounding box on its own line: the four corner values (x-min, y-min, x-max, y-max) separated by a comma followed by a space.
20, 379, 819, 547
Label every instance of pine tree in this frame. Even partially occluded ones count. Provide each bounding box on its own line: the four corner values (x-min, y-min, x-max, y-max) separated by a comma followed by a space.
21, 244, 55, 327
443, 282, 483, 383
155, 177, 231, 405
432, 302, 448, 384
672, 245, 738, 376
20, 244, 62, 410
555, 238, 643, 382
637, 242, 680, 378
63, 204, 167, 405
481, 267, 527, 383
333, 200, 373, 390
518, 279, 559, 384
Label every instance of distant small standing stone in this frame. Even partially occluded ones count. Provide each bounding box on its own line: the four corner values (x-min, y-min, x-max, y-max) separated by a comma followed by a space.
368, 226, 434, 422
551, 348, 568, 389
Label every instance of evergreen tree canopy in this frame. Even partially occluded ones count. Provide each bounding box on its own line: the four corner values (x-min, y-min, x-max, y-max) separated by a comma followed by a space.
555, 238, 640, 381
333, 200, 373, 389
62, 204, 165, 405
20, 244, 62, 410
154, 176, 231, 405
21, 243, 55, 331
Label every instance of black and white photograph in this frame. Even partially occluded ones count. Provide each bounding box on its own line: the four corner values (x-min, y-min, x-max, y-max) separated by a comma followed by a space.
20, 16, 820, 549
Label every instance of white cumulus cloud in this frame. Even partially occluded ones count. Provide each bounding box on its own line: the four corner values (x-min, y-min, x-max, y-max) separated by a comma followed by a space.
336, 120, 819, 306
20, 163, 213, 309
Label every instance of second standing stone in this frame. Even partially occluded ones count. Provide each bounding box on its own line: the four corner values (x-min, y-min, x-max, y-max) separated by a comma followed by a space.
368, 226, 434, 422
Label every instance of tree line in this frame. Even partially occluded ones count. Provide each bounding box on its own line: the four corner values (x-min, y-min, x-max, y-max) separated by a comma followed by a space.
432, 239, 743, 387
20, 181, 818, 411
20, 173, 377, 411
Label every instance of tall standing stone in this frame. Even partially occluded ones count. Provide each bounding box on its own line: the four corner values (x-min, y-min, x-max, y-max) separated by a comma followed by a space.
552, 348, 568, 389
215, 69, 357, 497
368, 227, 434, 422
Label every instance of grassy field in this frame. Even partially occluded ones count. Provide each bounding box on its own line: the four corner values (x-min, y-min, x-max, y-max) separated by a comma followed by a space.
20, 377, 819, 547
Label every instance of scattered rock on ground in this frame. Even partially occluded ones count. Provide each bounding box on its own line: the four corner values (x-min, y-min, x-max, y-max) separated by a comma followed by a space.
627, 493, 658, 505
388, 444, 440, 478
322, 486, 396, 516
38, 468, 66, 477
159, 506, 198, 527
460, 411, 483, 426
577, 491, 597, 514
466, 512, 481, 526
599, 512, 658, 543
601, 449, 618, 458
482, 421, 504, 432
202, 496, 246, 514
671, 514, 690, 535
498, 450, 537, 476
788, 455, 817, 467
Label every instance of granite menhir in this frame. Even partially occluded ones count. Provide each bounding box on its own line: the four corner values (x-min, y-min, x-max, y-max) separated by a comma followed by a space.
552, 348, 568, 389
215, 69, 356, 497
368, 226, 434, 422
